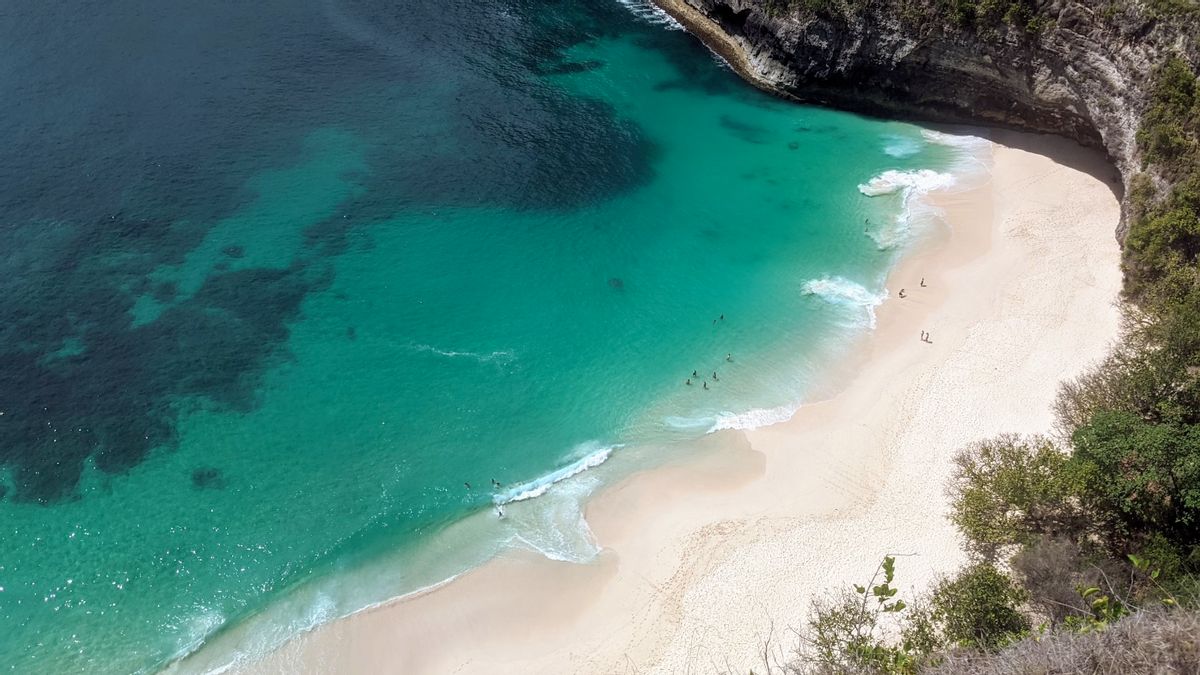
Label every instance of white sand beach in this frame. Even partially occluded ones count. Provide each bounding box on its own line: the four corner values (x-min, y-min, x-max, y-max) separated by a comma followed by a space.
232, 130, 1124, 674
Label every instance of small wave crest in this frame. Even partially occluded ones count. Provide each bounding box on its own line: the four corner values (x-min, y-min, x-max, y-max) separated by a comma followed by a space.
614, 0, 683, 29
920, 129, 991, 176
664, 402, 798, 433
920, 129, 990, 151
494, 442, 617, 505
858, 169, 956, 249
801, 276, 888, 328
709, 403, 798, 432
858, 169, 956, 197
504, 472, 602, 563
406, 343, 516, 365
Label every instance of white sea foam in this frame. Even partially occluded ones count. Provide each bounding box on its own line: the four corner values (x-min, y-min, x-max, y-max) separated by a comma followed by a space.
882, 134, 922, 158
168, 607, 227, 666
801, 276, 888, 328
920, 129, 992, 176
505, 473, 603, 563
857, 169, 956, 249
406, 343, 516, 365
858, 169, 956, 197
860, 130, 992, 249
920, 128, 990, 151
614, 0, 683, 29
709, 403, 798, 432
494, 442, 617, 505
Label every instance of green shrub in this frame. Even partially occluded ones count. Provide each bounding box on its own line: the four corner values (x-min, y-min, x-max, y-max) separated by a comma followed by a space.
1070, 411, 1200, 548
929, 564, 1030, 651
948, 435, 1082, 558
1126, 57, 1200, 299
797, 556, 926, 674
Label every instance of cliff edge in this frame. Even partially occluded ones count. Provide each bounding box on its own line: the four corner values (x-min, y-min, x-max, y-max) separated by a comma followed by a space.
652, 0, 1200, 239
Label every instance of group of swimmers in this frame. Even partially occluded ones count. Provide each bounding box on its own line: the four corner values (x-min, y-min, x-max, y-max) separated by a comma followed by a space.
685, 352, 734, 389
686, 314, 736, 388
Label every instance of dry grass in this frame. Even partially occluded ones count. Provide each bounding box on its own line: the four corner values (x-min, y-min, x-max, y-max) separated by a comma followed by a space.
924, 610, 1200, 675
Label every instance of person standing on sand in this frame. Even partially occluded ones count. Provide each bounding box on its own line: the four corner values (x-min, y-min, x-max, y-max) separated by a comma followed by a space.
899, 288, 906, 298
920, 277, 926, 287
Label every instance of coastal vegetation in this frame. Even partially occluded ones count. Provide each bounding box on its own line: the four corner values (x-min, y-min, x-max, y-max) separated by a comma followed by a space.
704, 1, 1200, 670
776, 42, 1200, 675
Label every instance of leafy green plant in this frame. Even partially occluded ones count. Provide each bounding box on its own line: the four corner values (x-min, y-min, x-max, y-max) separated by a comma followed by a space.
948, 435, 1082, 559
928, 564, 1030, 650
797, 556, 931, 674
1070, 411, 1200, 549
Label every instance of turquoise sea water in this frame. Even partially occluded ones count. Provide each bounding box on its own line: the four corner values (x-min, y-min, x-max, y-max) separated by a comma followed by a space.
0, 2, 971, 672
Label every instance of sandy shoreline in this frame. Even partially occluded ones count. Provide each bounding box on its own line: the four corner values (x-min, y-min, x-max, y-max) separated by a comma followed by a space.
214, 128, 1122, 674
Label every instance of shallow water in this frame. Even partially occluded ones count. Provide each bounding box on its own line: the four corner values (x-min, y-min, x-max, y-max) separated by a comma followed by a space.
0, 1, 965, 671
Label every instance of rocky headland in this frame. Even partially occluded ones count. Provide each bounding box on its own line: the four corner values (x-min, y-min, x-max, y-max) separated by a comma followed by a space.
652, 0, 1199, 239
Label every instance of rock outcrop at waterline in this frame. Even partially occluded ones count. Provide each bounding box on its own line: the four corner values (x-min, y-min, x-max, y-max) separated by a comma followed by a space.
652, 0, 1198, 236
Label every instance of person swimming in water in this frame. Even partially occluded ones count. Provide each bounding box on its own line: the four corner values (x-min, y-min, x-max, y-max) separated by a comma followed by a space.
686, 378, 692, 386
703, 381, 708, 390
712, 371, 718, 380
726, 353, 732, 362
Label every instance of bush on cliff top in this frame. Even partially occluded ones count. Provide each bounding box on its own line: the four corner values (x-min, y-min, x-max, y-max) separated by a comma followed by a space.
1126, 57, 1200, 300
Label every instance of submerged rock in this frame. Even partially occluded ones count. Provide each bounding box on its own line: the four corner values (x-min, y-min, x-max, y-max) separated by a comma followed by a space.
191, 467, 226, 490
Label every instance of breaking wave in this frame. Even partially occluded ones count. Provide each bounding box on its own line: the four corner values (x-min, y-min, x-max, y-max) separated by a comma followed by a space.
858, 169, 956, 249
494, 442, 617, 505
614, 0, 683, 29
858, 169, 956, 198
801, 276, 888, 328
663, 402, 799, 433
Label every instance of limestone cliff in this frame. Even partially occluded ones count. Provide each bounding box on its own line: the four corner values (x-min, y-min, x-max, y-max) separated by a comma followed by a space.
652, 0, 1199, 236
